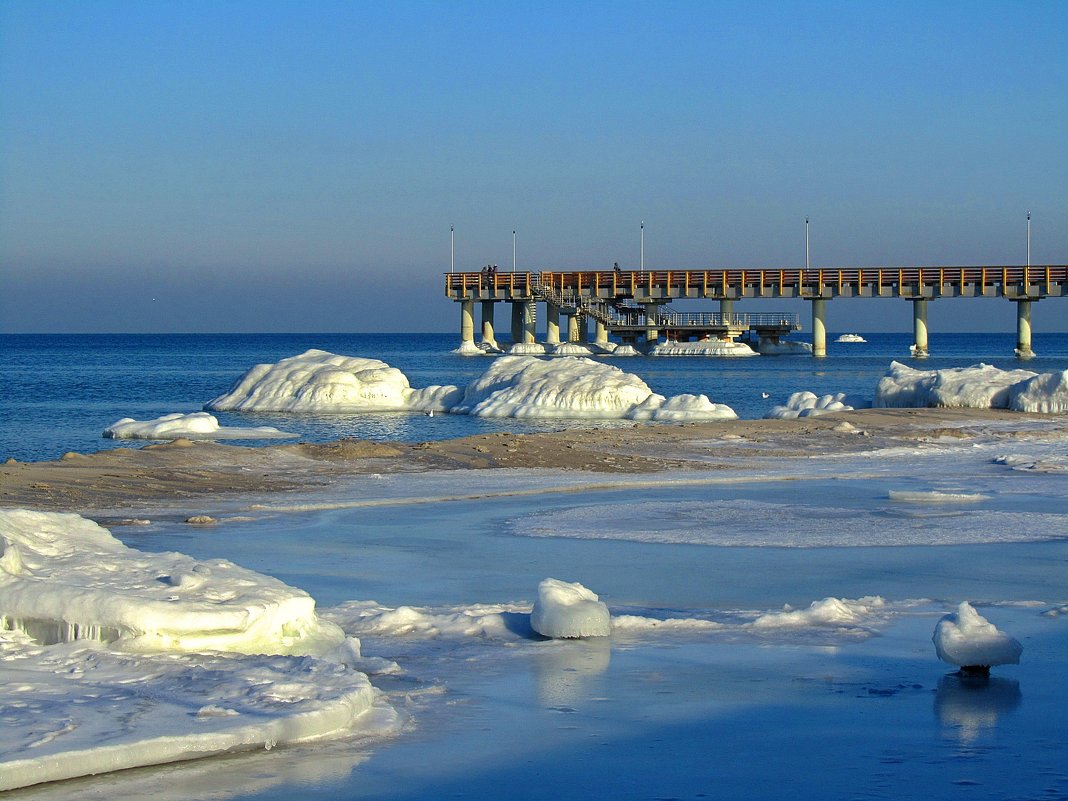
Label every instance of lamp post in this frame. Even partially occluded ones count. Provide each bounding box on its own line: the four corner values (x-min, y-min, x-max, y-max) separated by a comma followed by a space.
805, 217, 810, 271
640, 221, 645, 272
1027, 211, 1031, 267
513, 229, 516, 273
450, 225, 455, 273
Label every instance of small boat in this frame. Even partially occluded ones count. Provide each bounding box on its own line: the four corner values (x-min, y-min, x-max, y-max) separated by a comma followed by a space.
835, 333, 866, 343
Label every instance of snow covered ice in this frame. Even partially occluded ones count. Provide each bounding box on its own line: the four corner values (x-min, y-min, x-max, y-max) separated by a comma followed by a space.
530, 578, 611, 638
0, 510, 393, 791
874, 360, 1068, 413
763, 390, 857, 419
932, 601, 1023, 672
104, 412, 296, 440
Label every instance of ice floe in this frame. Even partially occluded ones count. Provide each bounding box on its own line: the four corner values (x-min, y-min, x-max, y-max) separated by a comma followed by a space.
888, 490, 990, 503
0, 510, 392, 791
751, 596, 886, 629
835, 333, 866, 343
874, 361, 1068, 413
104, 412, 297, 440
205, 349, 462, 413
648, 339, 758, 357
764, 391, 857, 419
530, 578, 611, 639
932, 601, 1023, 672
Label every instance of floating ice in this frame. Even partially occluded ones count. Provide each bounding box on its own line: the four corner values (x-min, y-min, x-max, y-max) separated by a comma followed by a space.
835, 333, 866, 343
755, 339, 813, 355
933, 602, 1022, 671
764, 391, 856, 419
530, 578, 611, 638
104, 412, 297, 440
888, 490, 990, 503
751, 596, 886, 629
648, 340, 758, 357
205, 349, 462, 413
872, 361, 1068, 412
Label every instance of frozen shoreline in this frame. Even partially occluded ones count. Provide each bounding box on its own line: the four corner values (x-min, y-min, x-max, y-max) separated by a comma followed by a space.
2, 406, 1057, 514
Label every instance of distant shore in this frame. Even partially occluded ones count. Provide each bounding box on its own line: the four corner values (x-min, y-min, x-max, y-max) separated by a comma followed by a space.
0, 407, 1057, 516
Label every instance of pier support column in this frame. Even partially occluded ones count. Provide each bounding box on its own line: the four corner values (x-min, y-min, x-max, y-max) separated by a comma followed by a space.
719, 299, 734, 325
460, 300, 475, 348
567, 313, 580, 343
510, 302, 523, 344
644, 303, 661, 345
480, 301, 497, 350
594, 319, 608, 346
912, 299, 929, 359
1015, 299, 1035, 360
579, 313, 590, 343
545, 304, 561, 345
523, 300, 537, 344
810, 298, 827, 358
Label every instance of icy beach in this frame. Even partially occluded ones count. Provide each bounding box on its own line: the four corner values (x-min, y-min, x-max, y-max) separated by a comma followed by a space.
3, 402, 1068, 799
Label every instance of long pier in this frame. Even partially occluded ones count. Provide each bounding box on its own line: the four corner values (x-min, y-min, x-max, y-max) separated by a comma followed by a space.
444, 265, 1068, 358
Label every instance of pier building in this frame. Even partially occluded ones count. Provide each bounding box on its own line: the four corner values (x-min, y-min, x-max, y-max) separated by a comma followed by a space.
444, 265, 1068, 358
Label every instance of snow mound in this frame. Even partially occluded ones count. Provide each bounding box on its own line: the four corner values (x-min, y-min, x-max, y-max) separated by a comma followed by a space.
751, 596, 886, 629
508, 342, 548, 355
530, 578, 611, 638
551, 343, 595, 356
933, 602, 1022, 669
873, 361, 1068, 412
452, 356, 736, 421
764, 391, 856, 419
648, 340, 758, 357
104, 412, 296, 440
0, 509, 344, 655
205, 349, 462, 413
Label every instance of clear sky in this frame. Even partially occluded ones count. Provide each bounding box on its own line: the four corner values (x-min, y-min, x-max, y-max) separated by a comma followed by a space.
1, 0, 1066, 334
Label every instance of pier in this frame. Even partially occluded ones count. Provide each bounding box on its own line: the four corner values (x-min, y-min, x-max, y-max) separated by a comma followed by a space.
444, 265, 1068, 358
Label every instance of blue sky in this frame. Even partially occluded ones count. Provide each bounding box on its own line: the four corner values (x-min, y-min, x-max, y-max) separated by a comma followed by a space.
1, 0, 1066, 333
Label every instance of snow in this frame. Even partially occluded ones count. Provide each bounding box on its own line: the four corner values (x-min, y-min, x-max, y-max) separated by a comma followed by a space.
764, 391, 855, 419
0, 510, 392, 791
104, 412, 297, 440
551, 343, 595, 356
507, 342, 548, 355
450, 356, 737, 420
835, 334, 866, 343
205, 349, 462, 413
1009, 369, 1068, 413
530, 578, 611, 638
873, 361, 1049, 410
888, 490, 990, 503
751, 596, 886, 629
205, 351, 736, 422
755, 339, 813, 355
932, 602, 1023, 669
648, 339, 759, 357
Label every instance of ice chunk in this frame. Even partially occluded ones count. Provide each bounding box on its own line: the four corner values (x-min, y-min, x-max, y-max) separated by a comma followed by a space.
648, 340, 758, 357
205, 349, 461, 413
764, 390, 858, 419
932, 602, 1022, 670
875, 361, 1038, 409
1009, 369, 1068, 413
530, 578, 611, 638
751, 596, 886, 628
104, 412, 296, 440
0, 509, 344, 655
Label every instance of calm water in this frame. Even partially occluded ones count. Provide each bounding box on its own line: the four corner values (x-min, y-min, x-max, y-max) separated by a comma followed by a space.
2, 331, 1067, 462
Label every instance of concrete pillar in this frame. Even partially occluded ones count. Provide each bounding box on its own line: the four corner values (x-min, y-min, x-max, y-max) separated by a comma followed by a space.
594, 319, 608, 346
1015, 299, 1034, 360
523, 300, 537, 344
645, 302, 661, 345
567, 313, 580, 342
480, 301, 497, 349
578, 313, 590, 343
511, 302, 523, 344
912, 299, 929, 359
546, 304, 561, 345
719, 299, 734, 325
810, 298, 827, 358
460, 300, 475, 346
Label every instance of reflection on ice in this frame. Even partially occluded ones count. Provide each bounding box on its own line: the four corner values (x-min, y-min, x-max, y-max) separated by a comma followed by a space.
533, 638, 612, 708
935, 674, 1022, 745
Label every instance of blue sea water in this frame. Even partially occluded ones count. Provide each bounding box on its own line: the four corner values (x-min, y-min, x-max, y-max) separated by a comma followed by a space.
2, 331, 1067, 462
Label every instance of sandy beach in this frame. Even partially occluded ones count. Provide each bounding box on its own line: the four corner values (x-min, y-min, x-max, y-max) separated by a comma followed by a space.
2, 407, 1056, 514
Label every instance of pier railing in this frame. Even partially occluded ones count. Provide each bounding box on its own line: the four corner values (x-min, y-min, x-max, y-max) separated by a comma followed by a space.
445, 265, 1068, 301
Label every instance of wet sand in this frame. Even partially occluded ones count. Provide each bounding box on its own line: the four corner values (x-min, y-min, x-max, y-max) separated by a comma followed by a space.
1, 407, 1061, 513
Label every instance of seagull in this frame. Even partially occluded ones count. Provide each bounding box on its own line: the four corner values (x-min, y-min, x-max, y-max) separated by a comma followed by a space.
761, 392, 770, 399
426, 410, 434, 417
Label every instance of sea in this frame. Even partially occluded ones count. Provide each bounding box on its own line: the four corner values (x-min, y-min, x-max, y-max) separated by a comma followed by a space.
4, 330, 1068, 462
3, 332, 1068, 801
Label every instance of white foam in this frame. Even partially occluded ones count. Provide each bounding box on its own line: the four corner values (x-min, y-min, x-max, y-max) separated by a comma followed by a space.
530, 578, 611, 638
104, 412, 296, 440
932, 602, 1023, 668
